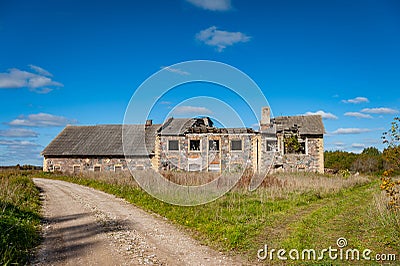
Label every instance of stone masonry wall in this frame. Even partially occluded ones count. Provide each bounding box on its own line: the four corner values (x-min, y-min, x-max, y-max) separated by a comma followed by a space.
159, 134, 253, 172
43, 157, 153, 173
258, 134, 324, 174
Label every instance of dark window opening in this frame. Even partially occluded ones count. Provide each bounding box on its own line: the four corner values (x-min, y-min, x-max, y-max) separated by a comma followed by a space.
73, 165, 81, 173
114, 165, 122, 172
208, 140, 220, 151
168, 140, 179, 151
94, 165, 101, 172
266, 140, 277, 152
190, 140, 201, 151
284, 135, 306, 154
231, 140, 242, 151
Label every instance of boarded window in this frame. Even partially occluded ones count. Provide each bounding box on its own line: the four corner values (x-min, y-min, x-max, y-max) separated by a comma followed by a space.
94, 165, 101, 172
231, 140, 242, 151
266, 140, 277, 152
73, 165, 81, 173
189, 163, 201, 171
168, 140, 179, 151
189, 140, 200, 151
208, 140, 219, 151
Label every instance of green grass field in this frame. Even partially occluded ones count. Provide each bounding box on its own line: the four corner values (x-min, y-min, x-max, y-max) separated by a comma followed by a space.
0, 170, 41, 265
37, 170, 399, 265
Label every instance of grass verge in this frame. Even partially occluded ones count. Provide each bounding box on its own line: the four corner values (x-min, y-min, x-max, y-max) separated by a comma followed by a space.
34, 170, 397, 265
0, 170, 41, 265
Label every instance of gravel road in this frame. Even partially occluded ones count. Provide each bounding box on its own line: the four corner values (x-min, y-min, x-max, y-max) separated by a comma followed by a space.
32, 178, 243, 265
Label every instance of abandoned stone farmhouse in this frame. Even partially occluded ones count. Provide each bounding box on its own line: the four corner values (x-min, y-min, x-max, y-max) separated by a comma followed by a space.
42, 107, 325, 174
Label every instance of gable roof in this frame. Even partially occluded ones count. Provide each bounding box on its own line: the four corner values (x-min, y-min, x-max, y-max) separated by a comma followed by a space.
274, 115, 324, 135
158, 118, 201, 135
42, 124, 161, 157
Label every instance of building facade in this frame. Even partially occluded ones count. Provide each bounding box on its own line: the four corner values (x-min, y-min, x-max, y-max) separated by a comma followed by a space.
42, 107, 325, 174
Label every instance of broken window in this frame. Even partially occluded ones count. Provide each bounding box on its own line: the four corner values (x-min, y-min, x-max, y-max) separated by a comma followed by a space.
266, 140, 277, 152
189, 140, 201, 151
231, 140, 242, 151
208, 140, 219, 151
168, 140, 179, 151
284, 134, 306, 154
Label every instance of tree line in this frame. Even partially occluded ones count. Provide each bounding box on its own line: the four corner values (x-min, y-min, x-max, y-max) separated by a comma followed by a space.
325, 117, 400, 174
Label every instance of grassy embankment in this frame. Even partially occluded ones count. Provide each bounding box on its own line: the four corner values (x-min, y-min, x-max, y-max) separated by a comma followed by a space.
38, 170, 400, 264
0, 170, 41, 265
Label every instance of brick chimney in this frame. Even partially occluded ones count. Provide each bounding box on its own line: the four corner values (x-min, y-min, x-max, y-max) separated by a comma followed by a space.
145, 119, 153, 127
260, 107, 270, 130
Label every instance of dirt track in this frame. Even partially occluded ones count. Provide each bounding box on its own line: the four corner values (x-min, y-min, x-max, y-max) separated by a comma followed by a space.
32, 178, 243, 265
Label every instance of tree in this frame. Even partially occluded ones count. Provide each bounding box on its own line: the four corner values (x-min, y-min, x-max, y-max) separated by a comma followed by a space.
382, 117, 400, 170
361, 147, 381, 156
380, 117, 400, 210
351, 147, 383, 173
324, 150, 358, 171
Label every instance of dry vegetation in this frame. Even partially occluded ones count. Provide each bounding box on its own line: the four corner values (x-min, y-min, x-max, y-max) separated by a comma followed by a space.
69, 169, 370, 200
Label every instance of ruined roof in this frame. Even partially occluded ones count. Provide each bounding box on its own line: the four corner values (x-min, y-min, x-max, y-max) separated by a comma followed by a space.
42, 124, 161, 157
158, 118, 202, 135
274, 115, 324, 135
158, 117, 255, 135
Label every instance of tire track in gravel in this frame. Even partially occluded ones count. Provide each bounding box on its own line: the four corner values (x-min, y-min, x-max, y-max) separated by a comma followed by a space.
32, 178, 243, 265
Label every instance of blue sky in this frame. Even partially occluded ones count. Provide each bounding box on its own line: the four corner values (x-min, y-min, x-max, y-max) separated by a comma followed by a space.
0, 0, 399, 165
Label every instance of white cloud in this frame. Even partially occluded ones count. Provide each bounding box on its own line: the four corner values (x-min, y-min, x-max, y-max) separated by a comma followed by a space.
361, 107, 399, 114
30, 87, 53, 94
0, 68, 33, 88
29, 64, 52, 77
160, 66, 190, 76
28, 75, 62, 88
341, 96, 369, 104
186, 0, 231, 11
0, 139, 42, 166
334, 142, 345, 147
330, 142, 346, 150
0, 128, 38, 137
344, 112, 373, 119
0, 66, 63, 94
332, 128, 371, 135
0, 139, 40, 147
303, 110, 338, 120
196, 26, 251, 52
8, 113, 77, 127
351, 143, 365, 148
172, 106, 213, 115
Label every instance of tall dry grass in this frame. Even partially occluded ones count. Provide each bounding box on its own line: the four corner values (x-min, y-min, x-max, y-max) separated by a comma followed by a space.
63, 169, 370, 201
372, 190, 400, 247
